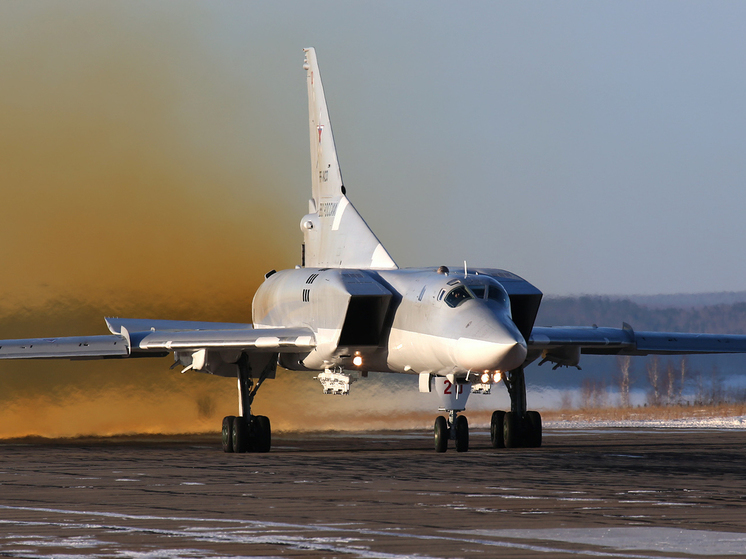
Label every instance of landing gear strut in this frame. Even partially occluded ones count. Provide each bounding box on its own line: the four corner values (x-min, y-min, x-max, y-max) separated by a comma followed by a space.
490, 366, 542, 448
221, 353, 275, 453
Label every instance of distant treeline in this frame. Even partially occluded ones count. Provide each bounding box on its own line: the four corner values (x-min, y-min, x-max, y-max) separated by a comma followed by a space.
536, 296, 746, 335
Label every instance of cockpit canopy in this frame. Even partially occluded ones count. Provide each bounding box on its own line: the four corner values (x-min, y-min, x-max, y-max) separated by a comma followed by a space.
435, 276, 511, 314
463, 277, 512, 314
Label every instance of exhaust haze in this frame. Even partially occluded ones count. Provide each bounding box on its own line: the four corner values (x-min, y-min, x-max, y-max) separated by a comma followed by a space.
0, 4, 306, 438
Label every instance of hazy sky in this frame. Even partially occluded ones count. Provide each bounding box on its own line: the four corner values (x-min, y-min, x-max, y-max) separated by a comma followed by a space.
4, 1, 746, 297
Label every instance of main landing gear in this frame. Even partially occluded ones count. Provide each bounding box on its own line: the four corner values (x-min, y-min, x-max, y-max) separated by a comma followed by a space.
221, 353, 275, 453
222, 414, 271, 453
489, 409, 541, 448
489, 367, 542, 449
431, 367, 542, 452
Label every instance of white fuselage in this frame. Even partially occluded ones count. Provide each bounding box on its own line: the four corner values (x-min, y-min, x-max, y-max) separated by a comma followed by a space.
252, 267, 527, 378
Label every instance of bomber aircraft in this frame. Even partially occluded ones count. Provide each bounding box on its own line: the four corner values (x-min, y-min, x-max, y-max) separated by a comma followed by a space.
3, 48, 746, 453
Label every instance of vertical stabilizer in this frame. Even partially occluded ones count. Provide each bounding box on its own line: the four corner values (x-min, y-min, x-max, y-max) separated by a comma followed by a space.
301, 48, 397, 270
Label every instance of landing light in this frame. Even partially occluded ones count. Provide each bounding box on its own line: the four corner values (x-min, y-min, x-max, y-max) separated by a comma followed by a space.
353, 356, 363, 367
493, 371, 502, 383
480, 372, 491, 384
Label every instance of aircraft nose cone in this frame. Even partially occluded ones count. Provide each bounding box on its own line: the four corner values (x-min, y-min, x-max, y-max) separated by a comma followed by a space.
455, 324, 527, 372
500, 339, 528, 370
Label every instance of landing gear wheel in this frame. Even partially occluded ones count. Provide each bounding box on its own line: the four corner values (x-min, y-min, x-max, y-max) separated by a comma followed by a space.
503, 411, 520, 448
526, 411, 542, 448
222, 416, 235, 453
434, 416, 448, 453
490, 410, 505, 448
253, 415, 272, 453
232, 416, 250, 453
455, 415, 469, 453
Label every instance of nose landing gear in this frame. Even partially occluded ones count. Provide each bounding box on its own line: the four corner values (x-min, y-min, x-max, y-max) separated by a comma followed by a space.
434, 410, 470, 453
432, 376, 471, 453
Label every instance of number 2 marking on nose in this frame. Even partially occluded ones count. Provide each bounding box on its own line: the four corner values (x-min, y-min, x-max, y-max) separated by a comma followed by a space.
443, 380, 463, 395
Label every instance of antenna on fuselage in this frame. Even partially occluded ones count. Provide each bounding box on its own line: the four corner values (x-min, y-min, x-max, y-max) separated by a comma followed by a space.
464, 261, 467, 278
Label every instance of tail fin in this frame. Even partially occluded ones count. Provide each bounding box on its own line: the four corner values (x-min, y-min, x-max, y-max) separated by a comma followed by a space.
300, 48, 397, 270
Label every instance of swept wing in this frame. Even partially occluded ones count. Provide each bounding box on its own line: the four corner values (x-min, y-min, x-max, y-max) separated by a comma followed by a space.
530, 323, 746, 358
0, 318, 315, 361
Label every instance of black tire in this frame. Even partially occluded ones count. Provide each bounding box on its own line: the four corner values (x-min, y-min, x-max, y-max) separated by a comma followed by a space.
503, 411, 520, 448
232, 416, 250, 453
490, 410, 505, 448
455, 415, 469, 453
254, 415, 272, 453
526, 411, 542, 448
222, 416, 235, 453
434, 416, 448, 453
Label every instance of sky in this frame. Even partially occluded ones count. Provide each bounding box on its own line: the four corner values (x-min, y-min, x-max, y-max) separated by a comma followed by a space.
3, 1, 746, 299
1, 1, 745, 437
211, 0, 746, 297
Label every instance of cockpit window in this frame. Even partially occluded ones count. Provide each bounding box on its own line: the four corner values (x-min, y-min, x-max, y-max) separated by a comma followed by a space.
470, 286, 486, 299
444, 285, 474, 308
487, 285, 508, 305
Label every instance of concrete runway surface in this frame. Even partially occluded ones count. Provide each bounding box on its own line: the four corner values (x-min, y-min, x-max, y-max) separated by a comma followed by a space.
1, 428, 746, 558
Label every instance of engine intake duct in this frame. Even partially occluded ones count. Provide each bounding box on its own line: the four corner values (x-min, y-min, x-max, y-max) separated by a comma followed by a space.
339, 294, 390, 346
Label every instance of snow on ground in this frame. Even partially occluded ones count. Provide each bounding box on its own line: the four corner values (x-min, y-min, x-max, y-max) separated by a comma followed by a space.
545, 415, 746, 430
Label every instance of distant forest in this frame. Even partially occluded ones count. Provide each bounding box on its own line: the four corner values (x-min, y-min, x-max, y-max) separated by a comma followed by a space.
535, 295, 746, 335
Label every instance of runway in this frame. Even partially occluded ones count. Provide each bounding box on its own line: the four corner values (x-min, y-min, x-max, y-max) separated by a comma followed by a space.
1, 428, 746, 558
